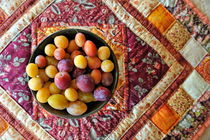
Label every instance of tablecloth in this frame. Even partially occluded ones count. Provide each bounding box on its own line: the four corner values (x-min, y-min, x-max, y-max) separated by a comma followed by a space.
0, 0, 209, 139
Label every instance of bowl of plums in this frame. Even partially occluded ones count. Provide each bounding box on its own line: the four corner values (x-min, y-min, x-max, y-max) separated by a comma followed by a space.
26, 29, 118, 119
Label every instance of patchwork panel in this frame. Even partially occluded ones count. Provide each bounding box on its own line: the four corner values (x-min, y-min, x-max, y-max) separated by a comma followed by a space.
186, 0, 210, 24
165, 22, 191, 51
168, 0, 209, 48
168, 88, 194, 116
165, 91, 210, 139
148, 4, 175, 34
151, 104, 180, 134
182, 70, 209, 100
180, 38, 208, 67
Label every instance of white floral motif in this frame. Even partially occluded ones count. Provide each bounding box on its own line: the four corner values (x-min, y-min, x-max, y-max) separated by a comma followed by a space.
134, 85, 148, 96
12, 90, 29, 103
17, 72, 28, 85
73, 0, 96, 10
13, 56, 25, 67
37, 118, 52, 131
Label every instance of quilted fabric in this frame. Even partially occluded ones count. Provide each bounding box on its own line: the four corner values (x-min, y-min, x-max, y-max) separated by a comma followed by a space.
0, 0, 209, 139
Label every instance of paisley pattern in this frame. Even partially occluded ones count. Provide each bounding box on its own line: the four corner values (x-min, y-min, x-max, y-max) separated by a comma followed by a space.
36, 0, 121, 24
33, 100, 127, 139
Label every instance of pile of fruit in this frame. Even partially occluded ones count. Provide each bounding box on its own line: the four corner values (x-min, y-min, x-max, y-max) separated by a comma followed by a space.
26, 32, 115, 116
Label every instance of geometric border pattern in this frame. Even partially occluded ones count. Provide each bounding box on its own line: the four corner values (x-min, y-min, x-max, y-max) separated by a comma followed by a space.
0, 0, 54, 53
0, 0, 37, 37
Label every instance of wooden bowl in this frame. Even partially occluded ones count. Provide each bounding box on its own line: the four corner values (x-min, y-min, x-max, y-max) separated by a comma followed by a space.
28, 29, 119, 119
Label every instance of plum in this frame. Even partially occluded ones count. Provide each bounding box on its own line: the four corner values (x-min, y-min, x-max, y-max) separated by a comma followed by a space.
101, 72, 113, 86
55, 72, 71, 90
75, 33, 86, 47
76, 74, 95, 93
72, 68, 86, 78
83, 40, 97, 57
57, 59, 74, 72
90, 69, 101, 84
54, 48, 66, 60
35, 55, 47, 68
93, 86, 111, 101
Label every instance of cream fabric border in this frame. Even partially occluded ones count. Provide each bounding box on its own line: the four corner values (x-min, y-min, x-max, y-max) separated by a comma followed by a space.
0, 125, 25, 140
0, 0, 27, 16
0, 0, 55, 53
0, 87, 55, 140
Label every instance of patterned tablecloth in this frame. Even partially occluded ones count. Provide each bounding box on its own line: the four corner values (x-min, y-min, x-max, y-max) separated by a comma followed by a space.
0, 0, 209, 139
